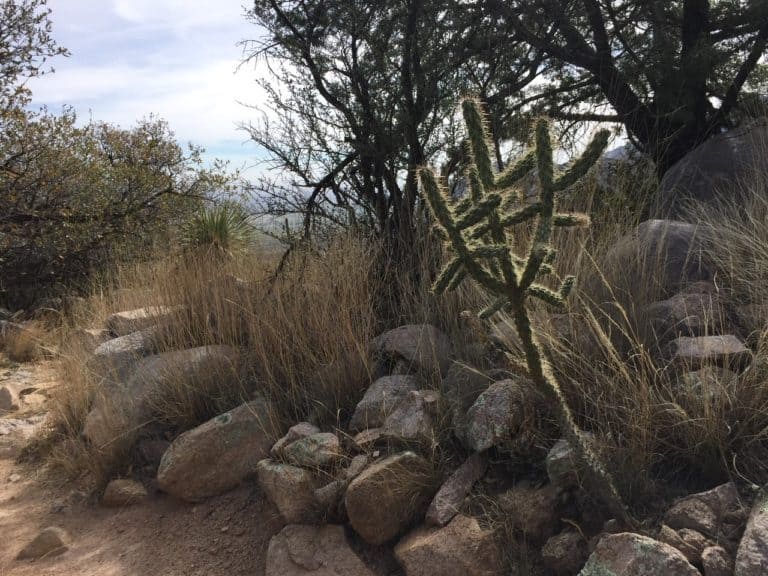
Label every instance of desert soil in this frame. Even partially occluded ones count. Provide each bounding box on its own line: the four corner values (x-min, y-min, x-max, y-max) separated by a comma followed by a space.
0, 357, 285, 576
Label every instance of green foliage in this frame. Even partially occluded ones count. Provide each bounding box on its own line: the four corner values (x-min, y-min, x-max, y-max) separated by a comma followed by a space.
0, 107, 233, 307
180, 202, 255, 258
420, 98, 633, 526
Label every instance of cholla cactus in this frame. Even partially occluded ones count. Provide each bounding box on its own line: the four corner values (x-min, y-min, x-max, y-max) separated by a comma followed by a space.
420, 98, 633, 526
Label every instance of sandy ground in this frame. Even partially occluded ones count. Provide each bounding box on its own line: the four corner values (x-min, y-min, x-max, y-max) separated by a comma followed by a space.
0, 359, 285, 576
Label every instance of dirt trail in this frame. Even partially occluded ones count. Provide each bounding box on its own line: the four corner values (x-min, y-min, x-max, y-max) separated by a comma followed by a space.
0, 359, 284, 576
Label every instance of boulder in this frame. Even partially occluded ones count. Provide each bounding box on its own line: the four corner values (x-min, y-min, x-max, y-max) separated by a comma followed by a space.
440, 363, 491, 444
703, 545, 733, 576
257, 460, 320, 523
668, 335, 752, 371
370, 324, 452, 377
157, 399, 276, 502
426, 453, 487, 526
102, 479, 148, 507
16, 526, 69, 560
282, 433, 342, 469
91, 327, 160, 380
645, 290, 733, 344
664, 482, 744, 539
348, 375, 420, 432
464, 379, 542, 453
394, 514, 503, 576
272, 422, 321, 457
106, 306, 181, 336
345, 451, 434, 545
265, 524, 375, 576
734, 491, 768, 575
382, 390, 440, 445
542, 531, 589, 575
495, 484, 561, 543
656, 120, 768, 218
579, 532, 701, 576
600, 219, 713, 297
84, 345, 241, 448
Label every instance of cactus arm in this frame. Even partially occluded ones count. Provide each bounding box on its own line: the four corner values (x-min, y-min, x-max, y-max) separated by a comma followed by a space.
462, 99, 496, 190
553, 129, 611, 192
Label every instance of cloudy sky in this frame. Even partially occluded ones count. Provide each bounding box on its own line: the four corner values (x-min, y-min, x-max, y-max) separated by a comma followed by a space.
28, 0, 268, 173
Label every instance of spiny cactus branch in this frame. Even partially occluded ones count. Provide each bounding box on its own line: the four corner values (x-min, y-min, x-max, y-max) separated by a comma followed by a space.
420, 98, 633, 527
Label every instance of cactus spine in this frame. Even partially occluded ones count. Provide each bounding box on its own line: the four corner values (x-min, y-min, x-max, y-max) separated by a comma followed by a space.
420, 98, 633, 526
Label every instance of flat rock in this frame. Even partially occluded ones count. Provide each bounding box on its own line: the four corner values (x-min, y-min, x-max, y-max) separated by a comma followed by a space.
464, 379, 542, 452
735, 491, 768, 575
282, 432, 342, 468
157, 399, 276, 502
16, 527, 69, 560
426, 453, 487, 526
266, 524, 375, 576
345, 451, 434, 545
257, 459, 320, 523
668, 335, 752, 371
394, 514, 503, 576
348, 375, 420, 432
370, 324, 452, 377
102, 479, 148, 507
579, 532, 701, 576
106, 306, 181, 336
664, 482, 744, 538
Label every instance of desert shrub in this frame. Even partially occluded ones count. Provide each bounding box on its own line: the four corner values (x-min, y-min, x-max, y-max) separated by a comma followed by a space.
0, 107, 234, 309
180, 201, 256, 258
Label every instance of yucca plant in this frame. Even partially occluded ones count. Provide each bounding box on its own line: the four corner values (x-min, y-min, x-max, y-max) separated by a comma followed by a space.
180, 202, 255, 258
419, 98, 634, 526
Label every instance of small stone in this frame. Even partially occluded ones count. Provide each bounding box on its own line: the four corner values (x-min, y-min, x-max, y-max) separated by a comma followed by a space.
282, 432, 341, 468
344, 455, 369, 481
382, 390, 440, 445
256, 459, 319, 523
9, 473, 21, 483
370, 324, 452, 377
16, 527, 69, 560
546, 435, 594, 490
271, 422, 320, 457
102, 479, 148, 507
352, 428, 384, 450
426, 454, 487, 527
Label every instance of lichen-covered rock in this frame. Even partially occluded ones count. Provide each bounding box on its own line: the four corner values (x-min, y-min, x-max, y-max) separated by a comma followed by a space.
734, 491, 768, 576
157, 399, 276, 502
266, 524, 375, 576
348, 375, 420, 432
102, 479, 148, 507
394, 514, 503, 576
382, 390, 440, 445
464, 379, 542, 453
546, 435, 594, 490
426, 453, 487, 527
257, 459, 320, 523
345, 451, 434, 545
282, 433, 341, 469
16, 527, 69, 560
542, 531, 589, 575
668, 335, 752, 371
106, 306, 181, 336
579, 532, 701, 575
371, 324, 452, 377
271, 422, 321, 457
